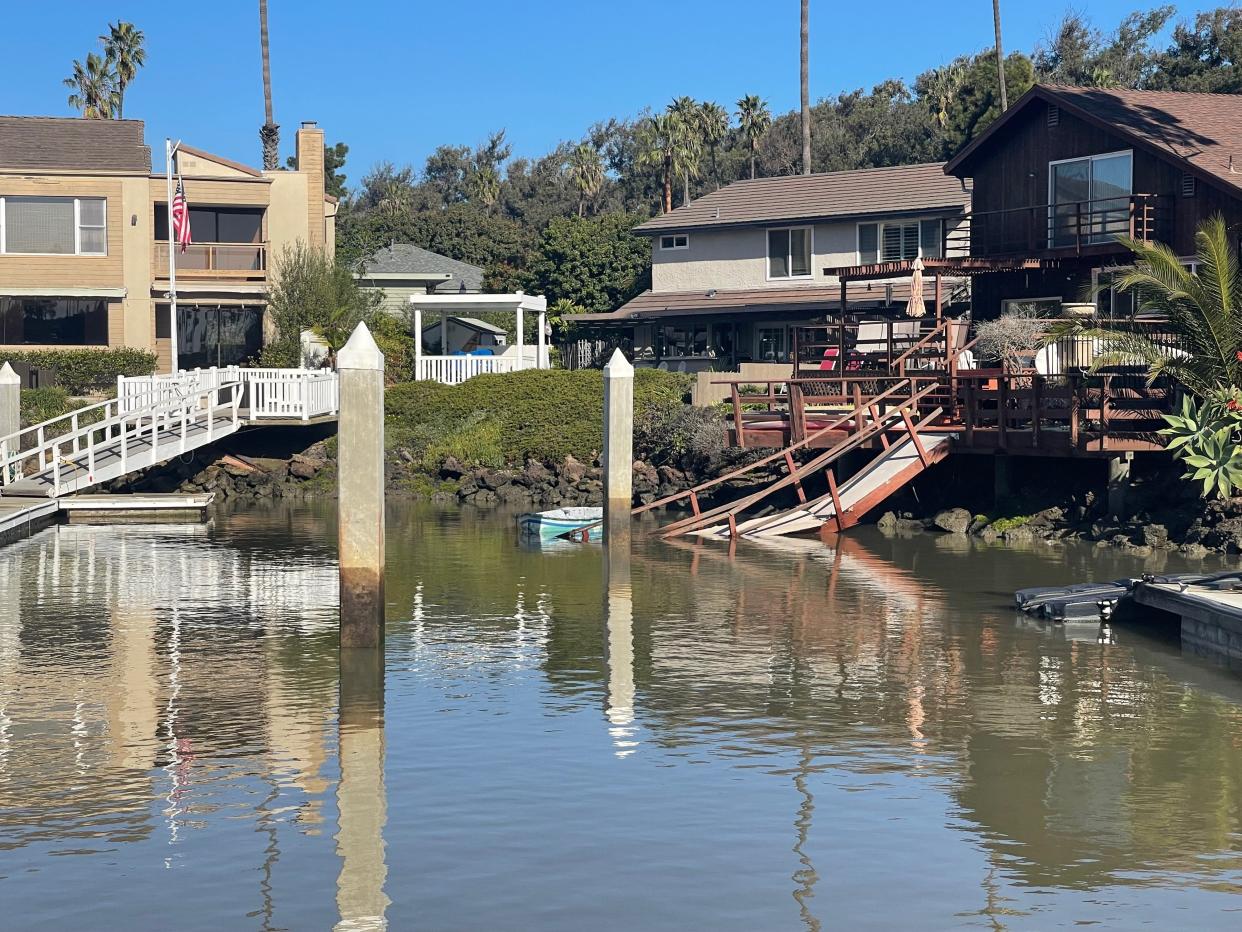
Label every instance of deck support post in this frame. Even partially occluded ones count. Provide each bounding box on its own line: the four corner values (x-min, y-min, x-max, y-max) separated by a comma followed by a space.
603, 349, 634, 546
1107, 453, 1133, 518
0, 363, 18, 483
337, 322, 386, 650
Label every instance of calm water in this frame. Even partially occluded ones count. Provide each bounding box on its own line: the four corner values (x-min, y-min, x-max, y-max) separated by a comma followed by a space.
4, 502, 1242, 929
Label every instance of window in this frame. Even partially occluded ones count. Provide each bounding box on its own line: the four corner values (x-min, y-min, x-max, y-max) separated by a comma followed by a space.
655, 324, 709, 358
859, 220, 940, 263
157, 303, 264, 368
155, 205, 264, 244
757, 327, 788, 362
659, 233, 688, 250
0, 197, 107, 256
1049, 150, 1132, 247
768, 227, 811, 279
0, 297, 109, 344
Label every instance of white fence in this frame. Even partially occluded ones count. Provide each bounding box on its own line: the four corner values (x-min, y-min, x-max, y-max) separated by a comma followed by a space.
119, 366, 338, 422
414, 355, 524, 386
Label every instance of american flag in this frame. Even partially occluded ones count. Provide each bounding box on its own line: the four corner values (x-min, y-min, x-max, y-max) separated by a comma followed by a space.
171, 176, 192, 253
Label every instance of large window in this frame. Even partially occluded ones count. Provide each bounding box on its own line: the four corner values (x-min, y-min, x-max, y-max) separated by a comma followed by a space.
157, 303, 263, 368
858, 220, 942, 263
155, 205, 264, 244
0, 197, 107, 256
0, 297, 109, 344
768, 227, 812, 279
1049, 150, 1132, 247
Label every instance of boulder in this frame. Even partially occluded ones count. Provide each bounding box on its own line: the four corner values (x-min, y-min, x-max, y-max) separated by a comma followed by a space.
932, 507, 972, 535
561, 455, 587, 483
440, 456, 467, 480
1141, 523, 1169, 549
523, 458, 552, 484
894, 518, 926, 535
289, 454, 321, 480
876, 511, 898, 532
1001, 524, 1037, 543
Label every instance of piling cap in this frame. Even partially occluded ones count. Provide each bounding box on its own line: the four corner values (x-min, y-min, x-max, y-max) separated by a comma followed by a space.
603, 348, 633, 378
0, 362, 18, 385
337, 321, 385, 372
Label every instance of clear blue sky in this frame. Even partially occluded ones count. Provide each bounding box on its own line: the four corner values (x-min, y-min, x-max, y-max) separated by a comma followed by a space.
8, 1, 1216, 188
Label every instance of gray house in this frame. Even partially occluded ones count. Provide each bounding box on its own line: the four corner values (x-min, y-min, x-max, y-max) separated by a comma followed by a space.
355, 244, 484, 316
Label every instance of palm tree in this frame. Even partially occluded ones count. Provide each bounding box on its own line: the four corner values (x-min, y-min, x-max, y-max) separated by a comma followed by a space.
698, 102, 730, 190
668, 96, 702, 206
100, 21, 145, 119
925, 62, 965, 131
64, 53, 117, 119
567, 143, 604, 217
992, 0, 1008, 112
259, 0, 279, 170
637, 113, 678, 214
468, 164, 501, 214
736, 95, 772, 181
800, 0, 811, 174
1058, 216, 1242, 397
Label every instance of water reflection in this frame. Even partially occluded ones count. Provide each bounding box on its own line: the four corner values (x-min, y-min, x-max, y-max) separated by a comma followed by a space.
3, 503, 1242, 928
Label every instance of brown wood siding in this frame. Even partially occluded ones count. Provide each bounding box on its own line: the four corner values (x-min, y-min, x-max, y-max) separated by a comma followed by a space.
147, 177, 271, 208
965, 102, 1242, 257
0, 176, 125, 288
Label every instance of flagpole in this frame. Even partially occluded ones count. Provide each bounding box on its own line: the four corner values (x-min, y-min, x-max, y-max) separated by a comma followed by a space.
165, 138, 180, 374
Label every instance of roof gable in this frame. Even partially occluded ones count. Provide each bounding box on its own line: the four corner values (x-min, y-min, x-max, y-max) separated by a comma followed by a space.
359, 243, 484, 291
636, 163, 970, 234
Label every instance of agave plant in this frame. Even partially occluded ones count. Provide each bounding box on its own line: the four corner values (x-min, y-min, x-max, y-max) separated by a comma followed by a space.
1159, 389, 1242, 497
1180, 424, 1242, 499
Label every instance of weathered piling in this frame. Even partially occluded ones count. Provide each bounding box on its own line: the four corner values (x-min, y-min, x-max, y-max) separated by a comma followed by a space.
337, 322, 386, 648
603, 349, 633, 544
0, 363, 18, 482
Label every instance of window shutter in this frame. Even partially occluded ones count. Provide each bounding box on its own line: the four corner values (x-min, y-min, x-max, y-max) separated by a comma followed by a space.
1047, 104, 1060, 127
1182, 172, 1197, 198
858, 224, 878, 264
882, 224, 904, 262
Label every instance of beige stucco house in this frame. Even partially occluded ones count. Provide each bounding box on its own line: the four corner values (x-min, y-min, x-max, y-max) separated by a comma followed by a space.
567, 163, 970, 372
0, 115, 335, 371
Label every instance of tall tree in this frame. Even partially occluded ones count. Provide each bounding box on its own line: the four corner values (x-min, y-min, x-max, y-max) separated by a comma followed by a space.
736, 95, 772, 180
567, 143, 605, 217
668, 96, 702, 205
637, 113, 678, 213
801, 0, 811, 174
64, 52, 116, 119
288, 141, 350, 199
258, 0, 279, 170
992, 0, 1008, 112
468, 164, 501, 214
100, 21, 145, 119
698, 101, 730, 190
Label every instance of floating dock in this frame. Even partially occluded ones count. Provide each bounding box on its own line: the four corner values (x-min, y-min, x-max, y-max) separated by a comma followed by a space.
0, 493, 213, 546
1132, 580, 1242, 663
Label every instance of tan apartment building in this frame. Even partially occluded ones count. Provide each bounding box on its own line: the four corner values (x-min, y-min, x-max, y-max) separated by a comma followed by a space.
0, 115, 335, 371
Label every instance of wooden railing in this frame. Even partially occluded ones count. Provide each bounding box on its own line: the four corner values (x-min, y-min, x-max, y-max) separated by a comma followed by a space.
154, 242, 267, 278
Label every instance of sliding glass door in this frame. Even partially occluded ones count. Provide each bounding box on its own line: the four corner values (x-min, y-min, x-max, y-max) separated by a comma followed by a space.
1049, 151, 1132, 248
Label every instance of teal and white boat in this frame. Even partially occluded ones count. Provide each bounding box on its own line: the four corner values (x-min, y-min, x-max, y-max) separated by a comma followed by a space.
517, 507, 603, 542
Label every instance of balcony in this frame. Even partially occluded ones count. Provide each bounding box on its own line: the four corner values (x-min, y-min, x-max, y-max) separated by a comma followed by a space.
943, 194, 1168, 260
153, 242, 267, 280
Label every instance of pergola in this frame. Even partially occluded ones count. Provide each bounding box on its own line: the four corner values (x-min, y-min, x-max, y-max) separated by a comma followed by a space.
408, 293, 549, 384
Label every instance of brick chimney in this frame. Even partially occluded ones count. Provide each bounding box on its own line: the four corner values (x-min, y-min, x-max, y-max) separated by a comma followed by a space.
296, 121, 326, 251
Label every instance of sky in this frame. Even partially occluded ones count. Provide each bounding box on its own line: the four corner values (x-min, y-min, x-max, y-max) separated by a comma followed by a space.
6, 1, 1219, 189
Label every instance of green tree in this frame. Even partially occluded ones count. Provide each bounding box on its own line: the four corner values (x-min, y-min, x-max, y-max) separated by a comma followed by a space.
468, 164, 501, 214
1035, 8, 1173, 88
259, 0, 279, 170
736, 95, 771, 180
64, 52, 117, 119
522, 213, 651, 314
698, 101, 730, 189
942, 50, 1035, 153
637, 113, 678, 213
668, 96, 702, 206
261, 242, 381, 366
566, 143, 605, 217
287, 141, 349, 199
100, 21, 145, 119
1149, 7, 1242, 93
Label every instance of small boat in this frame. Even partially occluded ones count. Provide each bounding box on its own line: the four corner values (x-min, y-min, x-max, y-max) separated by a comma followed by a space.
518, 507, 603, 542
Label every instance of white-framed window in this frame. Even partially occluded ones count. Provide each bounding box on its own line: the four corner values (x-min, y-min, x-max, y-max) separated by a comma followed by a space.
767, 226, 812, 279
1048, 150, 1132, 248
659, 233, 689, 251
0, 196, 107, 256
757, 326, 789, 361
857, 219, 942, 263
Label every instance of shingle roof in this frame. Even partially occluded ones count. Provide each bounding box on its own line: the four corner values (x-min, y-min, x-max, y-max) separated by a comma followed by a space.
946, 85, 1242, 194
635, 163, 971, 234
0, 116, 151, 173
359, 243, 484, 291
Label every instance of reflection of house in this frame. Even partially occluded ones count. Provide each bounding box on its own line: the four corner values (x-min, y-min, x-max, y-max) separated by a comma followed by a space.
0, 116, 336, 371
566, 164, 970, 372
940, 85, 1242, 320
420, 316, 507, 355
355, 243, 483, 317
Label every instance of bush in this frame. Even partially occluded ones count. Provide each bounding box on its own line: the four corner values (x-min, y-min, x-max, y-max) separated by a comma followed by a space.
0, 348, 157, 394
368, 312, 417, 384
385, 368, 691, 467
634, 401, 727, 468
19, 387, 72, 428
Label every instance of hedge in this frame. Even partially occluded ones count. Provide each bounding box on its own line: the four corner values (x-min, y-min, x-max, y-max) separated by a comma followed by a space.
0, 348, 158, 395
19, 387, 74, 428
385, 368, 691, 465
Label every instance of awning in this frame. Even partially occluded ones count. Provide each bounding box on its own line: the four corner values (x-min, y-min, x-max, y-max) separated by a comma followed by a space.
2, 286, 127, 299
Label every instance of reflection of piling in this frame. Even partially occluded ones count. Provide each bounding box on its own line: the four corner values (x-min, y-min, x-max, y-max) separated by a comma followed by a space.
336, 649, 389, 931
0, 363, 18, 483
604, 541, 637, 757
337, 323, 386, 649
603, 349, 633, 545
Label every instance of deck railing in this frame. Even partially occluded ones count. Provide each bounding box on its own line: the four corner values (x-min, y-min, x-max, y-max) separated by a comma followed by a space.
153, 242, 267, 278
415, 354, 524, 385
118, 366, 338, 422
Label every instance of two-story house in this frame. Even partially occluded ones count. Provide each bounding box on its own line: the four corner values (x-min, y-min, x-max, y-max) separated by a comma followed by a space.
0, 116, 335, 372
939, 84, 1242, 320
567, 163, 971, 373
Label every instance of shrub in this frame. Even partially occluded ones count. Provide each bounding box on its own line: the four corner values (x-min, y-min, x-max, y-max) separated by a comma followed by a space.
19, 387, 72, 428
974, 306, 1045, 368
385, 367, 691, 467
634, 401, 727, 468
367, 312, 416, 384
0, 348, 157, 394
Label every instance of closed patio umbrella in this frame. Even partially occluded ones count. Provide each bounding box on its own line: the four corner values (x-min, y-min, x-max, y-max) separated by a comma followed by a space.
906, 257, 926, 318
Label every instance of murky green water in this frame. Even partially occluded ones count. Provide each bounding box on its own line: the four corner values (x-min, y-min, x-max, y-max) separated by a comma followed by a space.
3, 501, 1242, 929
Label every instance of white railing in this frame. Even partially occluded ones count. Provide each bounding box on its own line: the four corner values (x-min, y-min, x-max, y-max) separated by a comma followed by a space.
415, 355, 523, 386
118, 366, 339, 422
1, 382, 243, 498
